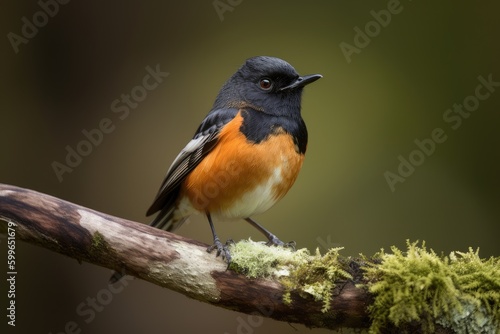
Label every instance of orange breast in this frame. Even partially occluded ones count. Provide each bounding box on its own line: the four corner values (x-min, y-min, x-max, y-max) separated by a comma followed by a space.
180, 112, 304, 218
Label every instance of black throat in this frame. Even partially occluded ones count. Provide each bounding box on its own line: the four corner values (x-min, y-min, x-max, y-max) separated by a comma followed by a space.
239, 108, 308, 154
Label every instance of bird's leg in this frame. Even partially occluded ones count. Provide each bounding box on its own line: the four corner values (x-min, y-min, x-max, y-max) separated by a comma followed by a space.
206, 213, 232, 263
244, 218, 296, 250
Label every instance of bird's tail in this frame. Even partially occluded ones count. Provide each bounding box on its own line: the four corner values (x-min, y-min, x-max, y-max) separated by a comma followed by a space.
148, 205, 188, 232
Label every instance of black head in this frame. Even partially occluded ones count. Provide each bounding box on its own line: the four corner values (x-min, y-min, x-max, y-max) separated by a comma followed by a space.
212, 56, 322, 117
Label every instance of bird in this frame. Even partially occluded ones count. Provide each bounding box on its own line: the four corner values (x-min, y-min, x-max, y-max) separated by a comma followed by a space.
110, 56, 321, 283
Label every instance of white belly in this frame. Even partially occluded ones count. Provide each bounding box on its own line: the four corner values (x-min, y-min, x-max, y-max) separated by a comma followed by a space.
218, 167, 283, 219
176, 167, 283, 220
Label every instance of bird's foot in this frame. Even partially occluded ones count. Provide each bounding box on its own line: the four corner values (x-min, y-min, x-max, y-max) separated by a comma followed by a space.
265, 234, 296, 250
207, 238, 234, 263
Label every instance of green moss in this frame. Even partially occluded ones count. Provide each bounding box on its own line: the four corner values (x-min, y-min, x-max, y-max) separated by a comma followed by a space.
229, 239, 351, 312
229, 239, 499, 332
228, 238, 309, 278
281, 247, 351, 312
88, 231, 113, 261
436, 249, 500, 333
362, 241, 500, 334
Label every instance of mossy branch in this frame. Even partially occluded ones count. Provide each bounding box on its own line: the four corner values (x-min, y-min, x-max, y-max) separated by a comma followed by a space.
0, 183, 498, 333
0, 184, 370, 330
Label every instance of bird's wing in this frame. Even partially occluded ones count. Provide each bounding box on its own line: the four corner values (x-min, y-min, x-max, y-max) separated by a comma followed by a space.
146, 108, 239, 216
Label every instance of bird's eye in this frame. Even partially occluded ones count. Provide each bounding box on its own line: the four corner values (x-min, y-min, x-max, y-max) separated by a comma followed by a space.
259, 78, 273, 91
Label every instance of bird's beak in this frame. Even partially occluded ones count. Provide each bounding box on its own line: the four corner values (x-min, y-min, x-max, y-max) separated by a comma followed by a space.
280, 74, 322, 91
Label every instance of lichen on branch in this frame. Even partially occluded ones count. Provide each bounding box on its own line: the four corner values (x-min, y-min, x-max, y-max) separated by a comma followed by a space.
228, 239, 352, 312
362, 240, 500, 334
1, 184, 498, 333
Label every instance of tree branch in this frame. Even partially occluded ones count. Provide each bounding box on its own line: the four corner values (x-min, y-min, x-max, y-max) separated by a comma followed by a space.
0, 184, 500, 333
0, 184, 461, 333
8, 184, 484, 333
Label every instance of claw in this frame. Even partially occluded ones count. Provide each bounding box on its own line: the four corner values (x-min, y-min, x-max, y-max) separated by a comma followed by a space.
244, 218, 296, 251
265, 234, 296, 250
207, 237, 232, 263
284, 240, 296, 251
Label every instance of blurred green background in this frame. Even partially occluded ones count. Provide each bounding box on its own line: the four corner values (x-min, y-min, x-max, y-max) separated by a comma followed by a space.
1, 1, 499, 333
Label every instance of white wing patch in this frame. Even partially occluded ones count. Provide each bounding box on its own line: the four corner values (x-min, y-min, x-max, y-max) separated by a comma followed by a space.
155, 132, 216, 197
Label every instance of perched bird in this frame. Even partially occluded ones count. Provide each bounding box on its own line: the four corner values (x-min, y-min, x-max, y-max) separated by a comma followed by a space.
110, 56, 321, 283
